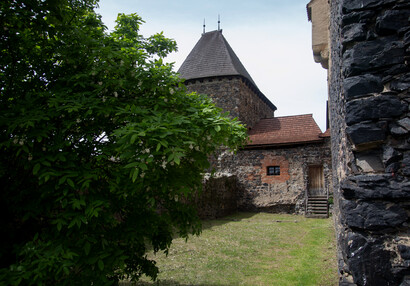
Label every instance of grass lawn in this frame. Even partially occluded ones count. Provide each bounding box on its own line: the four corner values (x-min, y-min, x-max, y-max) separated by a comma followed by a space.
124, 212, 338, 286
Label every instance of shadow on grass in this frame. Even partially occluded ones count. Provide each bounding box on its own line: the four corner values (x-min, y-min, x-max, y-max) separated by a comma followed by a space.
120, 280, 230, 286
144, 212, 257, 253
134, 212, 257, 285
200, 211, 257, 231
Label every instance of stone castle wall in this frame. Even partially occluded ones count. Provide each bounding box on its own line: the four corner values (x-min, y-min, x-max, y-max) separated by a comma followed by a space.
196, 175, 238, 219
185, 76, 274, 129
212, 139, 332, 214
186, 74, 332, 215
329, 0, 410, 284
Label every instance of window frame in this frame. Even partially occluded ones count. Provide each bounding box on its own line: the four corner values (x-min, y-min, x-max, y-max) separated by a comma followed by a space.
267, 166, 280, 176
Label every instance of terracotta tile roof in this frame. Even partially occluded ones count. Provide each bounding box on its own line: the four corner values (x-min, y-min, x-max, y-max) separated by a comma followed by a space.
320, 128, 331, 138
247, 114, 324, 147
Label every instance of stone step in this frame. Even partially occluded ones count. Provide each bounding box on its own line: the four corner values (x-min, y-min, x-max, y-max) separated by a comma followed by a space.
307, 197, 328, 201
308, 206, 327, 209
306, 196, 329, 218
307, 203, 328, 206
307, 201, 328, 204
308, 205, 327, 208
307, 210, 328, 214
308, 205, 327, 209
307, 208, 327, 212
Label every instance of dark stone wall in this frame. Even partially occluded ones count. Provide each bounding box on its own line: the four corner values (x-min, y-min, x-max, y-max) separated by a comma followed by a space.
211, 139, 332, 214
196, 176, 238, 219
185, 76, 274, 129
329, 0, 410, 285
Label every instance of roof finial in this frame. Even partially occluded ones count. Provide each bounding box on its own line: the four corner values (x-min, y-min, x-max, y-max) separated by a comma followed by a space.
218, 14, 221, 31
202, 18, 206, 34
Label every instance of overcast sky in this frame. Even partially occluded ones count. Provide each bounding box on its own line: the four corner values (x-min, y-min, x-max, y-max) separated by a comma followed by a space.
96, 0, 328, 131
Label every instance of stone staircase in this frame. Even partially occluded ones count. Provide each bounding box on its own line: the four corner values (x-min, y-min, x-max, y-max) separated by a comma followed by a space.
306, 195, 329, 218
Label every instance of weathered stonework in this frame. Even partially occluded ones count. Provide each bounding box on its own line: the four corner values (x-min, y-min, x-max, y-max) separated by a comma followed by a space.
180, 27, 332, 220
259, 154, 291, 184
307, 0, 330, 68
326, 0, 410, 284
197, 175, 238, 219
185, 76, 274, 129
211, 139, 332, 214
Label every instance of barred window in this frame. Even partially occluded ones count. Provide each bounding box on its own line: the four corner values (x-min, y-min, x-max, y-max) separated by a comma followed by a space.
267, 166, 280, 176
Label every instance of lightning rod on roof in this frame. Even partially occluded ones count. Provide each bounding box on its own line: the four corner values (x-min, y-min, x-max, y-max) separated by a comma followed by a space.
203, 18, 206, 34
218, 14, 221, 31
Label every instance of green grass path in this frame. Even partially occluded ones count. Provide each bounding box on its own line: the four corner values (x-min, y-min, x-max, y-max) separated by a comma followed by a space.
128, 212, 338, 286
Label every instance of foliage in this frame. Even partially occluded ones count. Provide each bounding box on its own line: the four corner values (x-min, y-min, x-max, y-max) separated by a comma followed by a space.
0, 0, 247, 284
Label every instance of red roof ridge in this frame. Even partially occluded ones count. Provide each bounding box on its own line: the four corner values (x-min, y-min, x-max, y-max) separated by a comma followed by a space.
246, 114, 324, 147
258, 113, 314, 120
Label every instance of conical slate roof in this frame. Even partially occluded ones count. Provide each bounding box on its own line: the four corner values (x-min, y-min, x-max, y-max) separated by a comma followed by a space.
178, 30, 276, 111
178, 30, 256, 86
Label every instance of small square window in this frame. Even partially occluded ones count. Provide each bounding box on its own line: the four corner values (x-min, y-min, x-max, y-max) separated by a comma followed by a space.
267, 166, 280, 176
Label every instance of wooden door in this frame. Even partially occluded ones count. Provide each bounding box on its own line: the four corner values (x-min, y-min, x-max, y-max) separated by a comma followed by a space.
308, 165, 324, 196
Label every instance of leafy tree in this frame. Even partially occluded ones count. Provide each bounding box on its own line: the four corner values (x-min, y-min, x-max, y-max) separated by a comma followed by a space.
0, 0, 247, 284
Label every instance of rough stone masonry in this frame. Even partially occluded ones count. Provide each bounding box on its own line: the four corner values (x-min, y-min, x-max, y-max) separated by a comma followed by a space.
328, 0, 410, 285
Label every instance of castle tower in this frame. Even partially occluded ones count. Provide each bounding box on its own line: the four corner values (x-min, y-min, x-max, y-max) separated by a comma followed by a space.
178, 30, 276, 129
179, 29, 332, 219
